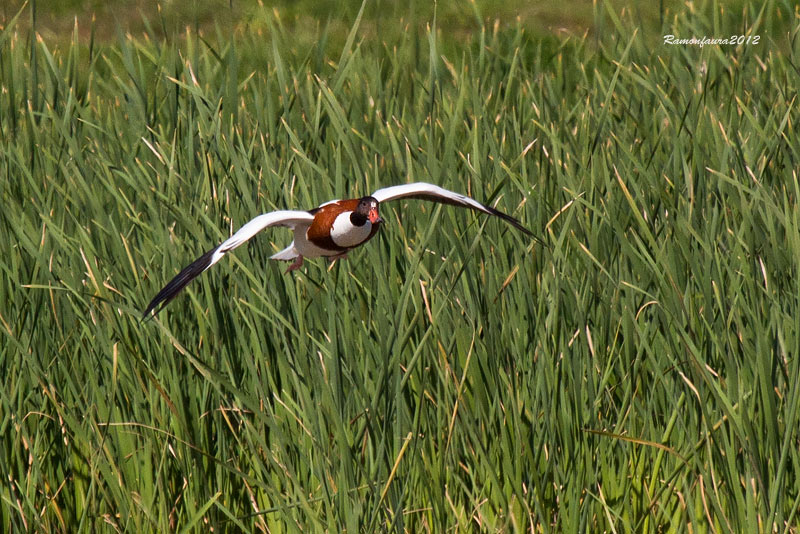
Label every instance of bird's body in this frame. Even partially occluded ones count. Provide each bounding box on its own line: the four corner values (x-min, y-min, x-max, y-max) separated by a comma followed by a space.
143, 182, 534, 318
282, 198, 382, 260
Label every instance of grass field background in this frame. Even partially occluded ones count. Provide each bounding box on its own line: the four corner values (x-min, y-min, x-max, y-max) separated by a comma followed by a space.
2, 0, 800, 532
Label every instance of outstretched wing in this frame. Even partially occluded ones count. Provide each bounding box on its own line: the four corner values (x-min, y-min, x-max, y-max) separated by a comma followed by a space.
142, 210, 315, 319
370, 182, 533, 236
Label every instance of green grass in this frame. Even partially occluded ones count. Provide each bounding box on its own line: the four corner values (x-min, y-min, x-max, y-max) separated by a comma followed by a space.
2, 0, 800, 532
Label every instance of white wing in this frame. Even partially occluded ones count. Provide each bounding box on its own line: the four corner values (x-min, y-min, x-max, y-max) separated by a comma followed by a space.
371, 182, 533, 236
143, 210, 315, 317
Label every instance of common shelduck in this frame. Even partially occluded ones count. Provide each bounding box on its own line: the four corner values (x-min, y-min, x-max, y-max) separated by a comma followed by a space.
143, 182, 533, 317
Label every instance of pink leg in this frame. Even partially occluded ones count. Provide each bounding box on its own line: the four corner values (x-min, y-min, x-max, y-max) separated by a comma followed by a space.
285, 255, 304, 273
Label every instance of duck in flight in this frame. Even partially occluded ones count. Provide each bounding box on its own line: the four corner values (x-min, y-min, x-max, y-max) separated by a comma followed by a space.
142, 182, 533, 318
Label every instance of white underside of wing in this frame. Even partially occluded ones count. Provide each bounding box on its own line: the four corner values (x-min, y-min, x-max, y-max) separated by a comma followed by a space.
370, 182, 491, 214
211, 210, 315, 266
144, 209, 316, 317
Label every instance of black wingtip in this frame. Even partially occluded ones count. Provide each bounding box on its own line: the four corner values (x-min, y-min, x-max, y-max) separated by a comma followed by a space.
141, 247, 217, 320
476, 204, 534, 237
392, 190, 537, 239
489, 207, 535, 236
482, 204, 551, 248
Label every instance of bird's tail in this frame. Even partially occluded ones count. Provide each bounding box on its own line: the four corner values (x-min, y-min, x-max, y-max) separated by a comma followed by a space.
270, 243, 298, 261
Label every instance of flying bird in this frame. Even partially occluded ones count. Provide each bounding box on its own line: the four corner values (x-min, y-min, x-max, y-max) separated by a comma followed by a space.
143, 182, 533, 318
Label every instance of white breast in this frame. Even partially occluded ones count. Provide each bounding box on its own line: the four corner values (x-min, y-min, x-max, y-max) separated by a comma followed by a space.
330, 211, 373, 248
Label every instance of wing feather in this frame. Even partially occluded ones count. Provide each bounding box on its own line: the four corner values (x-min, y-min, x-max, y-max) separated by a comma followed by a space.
142, 210, 315, 318
371, 182, 533, 236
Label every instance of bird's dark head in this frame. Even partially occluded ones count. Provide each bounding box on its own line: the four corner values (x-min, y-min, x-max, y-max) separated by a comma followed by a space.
354, 196, 383, 225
